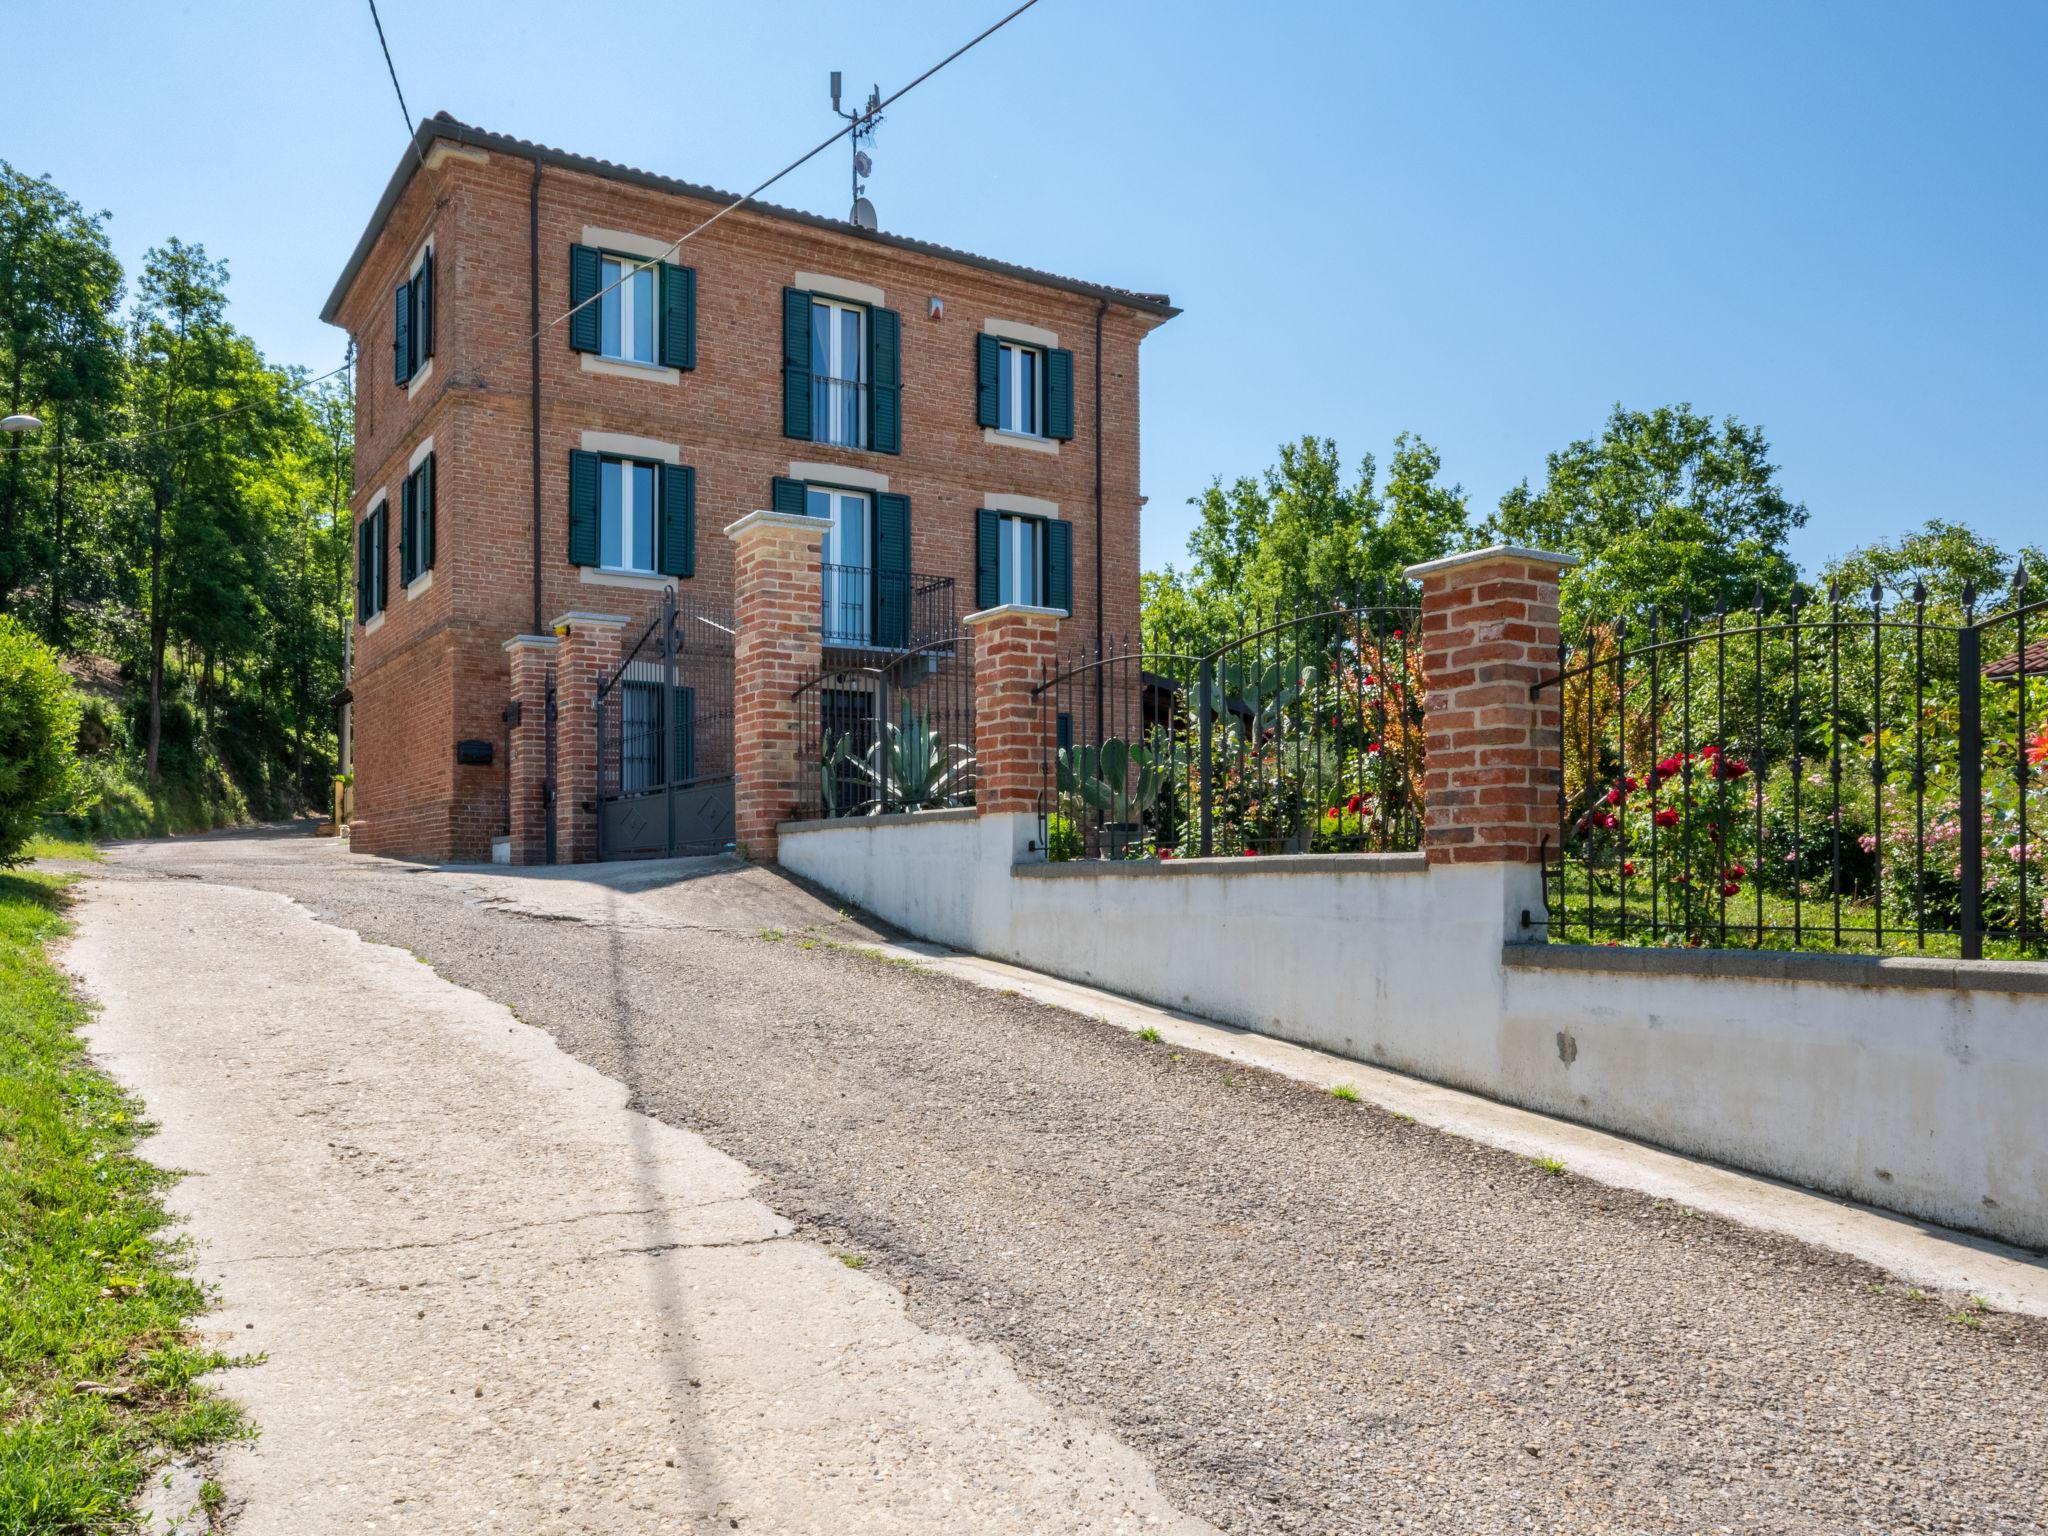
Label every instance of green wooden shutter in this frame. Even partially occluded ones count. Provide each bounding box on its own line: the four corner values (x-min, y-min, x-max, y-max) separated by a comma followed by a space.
869, 306, 901, 454
569, 245, 601, 352
392, 281, 412, 385
417, 249, 434, 365
567, 449, 601, 566
770, 477, 808, 518
873, 492, 911, 649
781, 288, 812, 439
356, 518, 370, 620
1045, 348, 1075, 440
1045, 518, 1073, 613
398, 472, 415, 585
419, 453, 436, 572
660, 263, 696, 370
975, 508, 1001, 610
975, 334, 1001, 428
374, 506, 390, 612
672, 686, 696, 784
658, 462, 696, 578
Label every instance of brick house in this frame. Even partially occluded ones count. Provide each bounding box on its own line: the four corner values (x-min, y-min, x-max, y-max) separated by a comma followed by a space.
322, 114, 1176, 862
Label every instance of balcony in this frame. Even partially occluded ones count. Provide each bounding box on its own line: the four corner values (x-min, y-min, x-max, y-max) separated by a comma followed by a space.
820, 565, 957, 654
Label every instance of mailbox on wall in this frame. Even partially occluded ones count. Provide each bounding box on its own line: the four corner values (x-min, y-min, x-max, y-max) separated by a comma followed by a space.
455, 739, 494, 767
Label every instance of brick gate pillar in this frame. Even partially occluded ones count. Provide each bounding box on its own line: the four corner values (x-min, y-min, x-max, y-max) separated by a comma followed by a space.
502, 634, 557, 865
727, 510, 824, 863
1403, 545, 1576, 867
966, 604, 1065, 817
548, 612, 627, 865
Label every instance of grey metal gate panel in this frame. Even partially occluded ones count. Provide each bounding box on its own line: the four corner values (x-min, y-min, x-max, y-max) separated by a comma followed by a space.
594, 589, 735, 861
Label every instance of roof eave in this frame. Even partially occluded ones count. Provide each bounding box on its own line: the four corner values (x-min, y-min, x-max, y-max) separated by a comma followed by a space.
320, 114, 1179, 329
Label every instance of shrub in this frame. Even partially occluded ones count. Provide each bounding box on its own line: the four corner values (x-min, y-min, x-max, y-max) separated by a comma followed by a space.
0, 617, 84, 865
1046, 813, 1083, 862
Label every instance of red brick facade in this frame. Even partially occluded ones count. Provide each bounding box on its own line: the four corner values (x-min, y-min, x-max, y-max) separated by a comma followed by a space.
1407, 547, 1573, 866
329, 121, 1173, 862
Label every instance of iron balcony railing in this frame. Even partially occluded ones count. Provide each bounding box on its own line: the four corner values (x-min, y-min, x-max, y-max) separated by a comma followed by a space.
820, 566, 957, 653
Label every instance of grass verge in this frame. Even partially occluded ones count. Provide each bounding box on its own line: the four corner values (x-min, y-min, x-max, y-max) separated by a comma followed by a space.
0, 867, 246, 1532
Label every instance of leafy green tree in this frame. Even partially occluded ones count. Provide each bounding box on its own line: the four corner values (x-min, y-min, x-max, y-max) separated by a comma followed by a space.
0, 163, 125, 629
1486, 404, 1807, 635
0, 614, 83, 863
1819, 518, 2046, 621
1144, 433, 1476, 652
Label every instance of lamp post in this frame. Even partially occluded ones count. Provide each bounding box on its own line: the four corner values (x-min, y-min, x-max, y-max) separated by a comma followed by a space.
1, 414, 43, 434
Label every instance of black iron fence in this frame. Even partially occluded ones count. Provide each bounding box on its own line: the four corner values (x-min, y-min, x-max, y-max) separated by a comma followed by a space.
819, 566, 957, 652
1035, 596, 1423, 860
791, 634, 977, 819
1532, 571, 2046, 959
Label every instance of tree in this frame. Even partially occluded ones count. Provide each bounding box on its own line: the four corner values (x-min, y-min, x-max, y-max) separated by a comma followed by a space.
1144, 433, 1476, 652
1819, 518, 2046, 621
0, 615, 82, 864
0, 163, 124, 628
1486, 404, 1807, 635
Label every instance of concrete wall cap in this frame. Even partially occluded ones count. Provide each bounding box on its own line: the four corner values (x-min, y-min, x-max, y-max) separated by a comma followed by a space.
778, 806, 977, 836
1015, 852, 1429, 879
501, 633, 561, 652
1502, 941, 2048, 995
725, 509, 824, 541
1404, 544, 1580, 580
546, 611, 630, 634
964, 603, 1068, 626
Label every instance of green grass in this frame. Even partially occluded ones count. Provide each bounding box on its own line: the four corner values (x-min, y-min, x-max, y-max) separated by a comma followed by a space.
0, 869, 248, 1531
1329, 1083, 1360, 1102
20, 832, 101, 864
1529, 1153, 1568, 1177
1545, 865, 2045, 961
1136, 1025, 1162, 1044
836, 1252, 867, 1270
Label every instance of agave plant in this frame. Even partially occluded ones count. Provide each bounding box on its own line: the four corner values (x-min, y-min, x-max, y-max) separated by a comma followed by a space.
821, 713, 974, 816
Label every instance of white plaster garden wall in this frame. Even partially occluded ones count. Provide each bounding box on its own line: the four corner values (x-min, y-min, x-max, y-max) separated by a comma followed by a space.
777, 812, 2048, 1250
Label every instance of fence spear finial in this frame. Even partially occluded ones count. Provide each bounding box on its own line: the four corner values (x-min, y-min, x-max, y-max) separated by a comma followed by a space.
2013, 559, 2029, 598
1962, 579, 1977, 622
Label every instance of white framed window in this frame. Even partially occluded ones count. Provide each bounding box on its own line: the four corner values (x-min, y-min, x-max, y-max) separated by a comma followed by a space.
997, 514, 1044, 607
598, 256, 657, 365
997, 341, 1041, 437
808, 485, 873, 643
598, 456, 659, 574
810, 296, 866, 447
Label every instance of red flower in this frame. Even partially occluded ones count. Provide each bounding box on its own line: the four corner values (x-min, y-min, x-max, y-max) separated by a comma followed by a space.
1721, 881, 1742, 897
1242, 847, 1258, 857
1726, 863, 1747, 879
1345, 794, 1364, 814
2029, 727, 2048, 768
1325, 807, 1341, 821
1654, 808, 1680, 828
1621, 860, 1636, 877
1699, 743, 1720, 758
1653, 755, 1684, 782
1392, 628, 1403, 638
1594, 811, 1619, 830
1158, 849, 1175, 861
1605, 786, 1624, 805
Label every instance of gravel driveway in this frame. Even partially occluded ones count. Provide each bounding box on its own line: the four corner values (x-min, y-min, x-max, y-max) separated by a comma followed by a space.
105, 829, 2048, 1534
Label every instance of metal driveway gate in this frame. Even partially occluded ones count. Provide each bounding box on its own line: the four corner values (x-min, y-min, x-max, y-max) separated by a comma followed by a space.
595, 590, 736, 859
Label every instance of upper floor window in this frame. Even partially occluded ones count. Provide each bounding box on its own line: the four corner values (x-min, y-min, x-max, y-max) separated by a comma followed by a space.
600, 456, 660, 574
356, 500, 389, 623
975, 332, 1076, 443
996, 341, 1041, 437
566, 447, 697, 581
393, 247, 432, 387
996, 513, 1043, 606
398, 452, 436, 587
568, 243, 696, 371
599, 257, 656, 366
810, 297, 866, 448
781, 286, 900, 454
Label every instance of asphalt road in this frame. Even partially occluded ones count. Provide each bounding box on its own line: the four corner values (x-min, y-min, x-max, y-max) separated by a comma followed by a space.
100, 829, 2048, 1534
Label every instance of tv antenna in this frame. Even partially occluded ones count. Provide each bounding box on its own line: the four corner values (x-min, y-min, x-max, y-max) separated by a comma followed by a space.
830, 71, 882, 229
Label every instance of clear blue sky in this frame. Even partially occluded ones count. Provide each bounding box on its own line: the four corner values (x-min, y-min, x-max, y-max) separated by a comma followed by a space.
9, 1, 2043, 575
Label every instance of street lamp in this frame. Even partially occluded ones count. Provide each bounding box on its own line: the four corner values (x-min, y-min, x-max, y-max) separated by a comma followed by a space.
1, 414, 42, 433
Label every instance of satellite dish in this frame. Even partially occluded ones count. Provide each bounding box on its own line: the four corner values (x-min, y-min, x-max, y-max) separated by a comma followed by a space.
851, 197, 878, 230
853, 149, 872, 177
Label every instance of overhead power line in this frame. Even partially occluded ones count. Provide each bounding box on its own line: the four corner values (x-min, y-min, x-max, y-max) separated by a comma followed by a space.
365, 0, 428, 170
